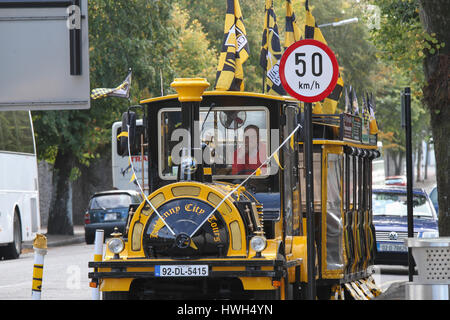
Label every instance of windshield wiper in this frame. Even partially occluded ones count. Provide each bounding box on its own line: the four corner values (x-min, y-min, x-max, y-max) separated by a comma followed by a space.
201, 102, 216, 132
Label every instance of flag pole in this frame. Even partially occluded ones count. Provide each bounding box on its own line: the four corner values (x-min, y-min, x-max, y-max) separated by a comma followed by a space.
262, 1, 270, 94
262, 69, 266, 94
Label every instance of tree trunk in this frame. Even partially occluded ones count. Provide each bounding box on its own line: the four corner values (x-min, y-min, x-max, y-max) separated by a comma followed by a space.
393, 153, 400, 175
392, 151, 404, 176
424, 141, 429, 180
47, 148, 75, 235
416, 140, 422, 182
419, 0, 450, 236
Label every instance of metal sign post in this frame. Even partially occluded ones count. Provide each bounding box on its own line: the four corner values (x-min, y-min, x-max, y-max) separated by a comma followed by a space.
402, 87, 414, 282
280, 39, 339, 300
303, 101, 316, 300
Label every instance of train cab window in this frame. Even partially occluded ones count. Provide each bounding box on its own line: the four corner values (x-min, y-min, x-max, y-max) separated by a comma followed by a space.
298, 152, 322, 213
158, 107, 271, 179
325, 153, 344, 270
282, 105, 301, 237
347, 155, 356, 210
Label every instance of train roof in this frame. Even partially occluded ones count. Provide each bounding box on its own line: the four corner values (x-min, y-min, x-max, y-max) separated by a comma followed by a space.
140, 90, 299, 105
139, 90, 379, 149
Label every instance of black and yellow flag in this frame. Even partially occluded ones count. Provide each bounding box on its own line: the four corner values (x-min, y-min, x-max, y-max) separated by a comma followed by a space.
215, 0, 249, 91
260, 0, 285, 95
90, 70, 132, 100
284, 0, 303, 49
362, 93, 370, 131
344, 86, 351, 113
304, 0, 344, 114
284, 0, 325, 112
368, 93, 379, 134
352, 88, 359, 116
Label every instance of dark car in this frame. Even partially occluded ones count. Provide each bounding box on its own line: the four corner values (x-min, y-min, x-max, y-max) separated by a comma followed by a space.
84, 190, 143, 244
429, 186, 439, 214
373, 186, 439, 265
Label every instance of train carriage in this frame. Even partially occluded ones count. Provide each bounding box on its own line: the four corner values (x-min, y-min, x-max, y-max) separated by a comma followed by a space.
88, 78, 381, 300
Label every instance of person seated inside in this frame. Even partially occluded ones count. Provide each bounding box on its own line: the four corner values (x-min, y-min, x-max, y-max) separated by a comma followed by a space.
232, 125, 267, 175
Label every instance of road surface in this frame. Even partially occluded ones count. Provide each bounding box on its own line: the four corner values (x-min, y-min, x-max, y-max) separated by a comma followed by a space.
0, 243, 93, 300
0, 242, 408, 300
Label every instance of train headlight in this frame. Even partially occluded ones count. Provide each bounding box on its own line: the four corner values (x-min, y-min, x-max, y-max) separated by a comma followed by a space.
250, 235, 267, 253
108, 237, 125, 254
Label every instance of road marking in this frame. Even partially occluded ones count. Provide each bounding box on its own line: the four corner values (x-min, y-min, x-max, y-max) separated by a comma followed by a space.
0, 281, 30, 289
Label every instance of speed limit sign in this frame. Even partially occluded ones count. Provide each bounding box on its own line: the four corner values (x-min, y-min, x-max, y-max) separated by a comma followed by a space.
280, 39, 339, 103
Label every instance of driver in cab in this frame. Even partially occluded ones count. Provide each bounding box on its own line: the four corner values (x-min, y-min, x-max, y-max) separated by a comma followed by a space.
232, 125, 267, 175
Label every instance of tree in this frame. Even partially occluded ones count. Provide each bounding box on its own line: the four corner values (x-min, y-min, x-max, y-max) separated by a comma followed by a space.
169, 4, 218, 87
33, 0, 176, 234
176, 0, 265, 92
371, 60, 429, 177
177, 0, 379, 98
417, 0, 450, 235
309, 0, 378, 98
367, 0, 449, 235
374, 64, 408, 175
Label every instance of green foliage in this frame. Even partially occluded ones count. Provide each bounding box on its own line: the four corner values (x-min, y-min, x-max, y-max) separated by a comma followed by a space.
169, 3, 218, 88
33, 0, 176, 165
363, 0, 442, 91
176, 0, 378, 97
308, 0, 378, 110
359, 0, 434, 160
32, 0, 418, 172
177, 0, 265, 92
373, 63, 427, 153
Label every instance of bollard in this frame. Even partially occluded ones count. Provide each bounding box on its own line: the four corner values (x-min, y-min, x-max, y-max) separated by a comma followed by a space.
31, 234, 47, 300
90, 229, 104, 300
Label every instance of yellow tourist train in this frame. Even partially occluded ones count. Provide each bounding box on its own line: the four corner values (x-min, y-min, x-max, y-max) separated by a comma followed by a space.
88, 78, 381, 300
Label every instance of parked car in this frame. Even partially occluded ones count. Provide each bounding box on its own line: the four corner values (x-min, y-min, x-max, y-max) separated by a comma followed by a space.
429, 185, 439, 214
373, 186, 439, 265
84, 190, 144, 244
385, 175, 407, 186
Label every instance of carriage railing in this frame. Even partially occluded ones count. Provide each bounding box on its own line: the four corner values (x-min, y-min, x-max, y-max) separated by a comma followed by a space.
311, 113, 377, 146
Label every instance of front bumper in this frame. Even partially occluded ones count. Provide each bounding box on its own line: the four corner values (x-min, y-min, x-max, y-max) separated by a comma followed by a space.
88, 258, 301, 280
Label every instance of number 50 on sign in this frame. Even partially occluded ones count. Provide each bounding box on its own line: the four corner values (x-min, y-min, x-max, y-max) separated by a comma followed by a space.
280, 39, 339, 103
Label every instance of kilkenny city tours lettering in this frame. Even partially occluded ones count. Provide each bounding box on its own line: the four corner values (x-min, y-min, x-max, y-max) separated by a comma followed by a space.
208, 215, 221, 242
159, 202, 206, 220
184, 203, 206, 215
148, 199, 218, 238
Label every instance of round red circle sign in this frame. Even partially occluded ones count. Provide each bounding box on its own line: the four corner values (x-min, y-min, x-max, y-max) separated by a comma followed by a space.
280, 39, 339, 103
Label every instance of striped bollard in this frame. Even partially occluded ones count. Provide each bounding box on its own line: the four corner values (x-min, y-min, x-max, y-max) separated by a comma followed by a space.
31, 234, 47, 300
91, 229, 104, 300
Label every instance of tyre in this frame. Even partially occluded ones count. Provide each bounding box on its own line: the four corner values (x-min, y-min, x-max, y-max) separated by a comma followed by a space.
1, 211, 22, 259
85, 231, 95, 245
252, 289, 280, 300
102, 291, 129, 300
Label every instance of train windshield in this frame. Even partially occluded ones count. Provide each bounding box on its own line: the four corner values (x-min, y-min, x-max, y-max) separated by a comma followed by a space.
158, 106, 271, 179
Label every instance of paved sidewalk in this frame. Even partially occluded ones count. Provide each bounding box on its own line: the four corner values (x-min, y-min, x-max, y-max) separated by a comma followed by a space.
23, 225, 85, 250
375, 281, 407, 300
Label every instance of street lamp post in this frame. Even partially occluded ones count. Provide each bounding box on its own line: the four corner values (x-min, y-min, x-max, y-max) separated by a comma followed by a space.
319, 17, 358, 28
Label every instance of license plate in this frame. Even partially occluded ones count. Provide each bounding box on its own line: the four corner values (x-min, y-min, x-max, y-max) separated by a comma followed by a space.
377, 243, 408, 252
155, 265, 208, 277
104, 213, 118, 221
